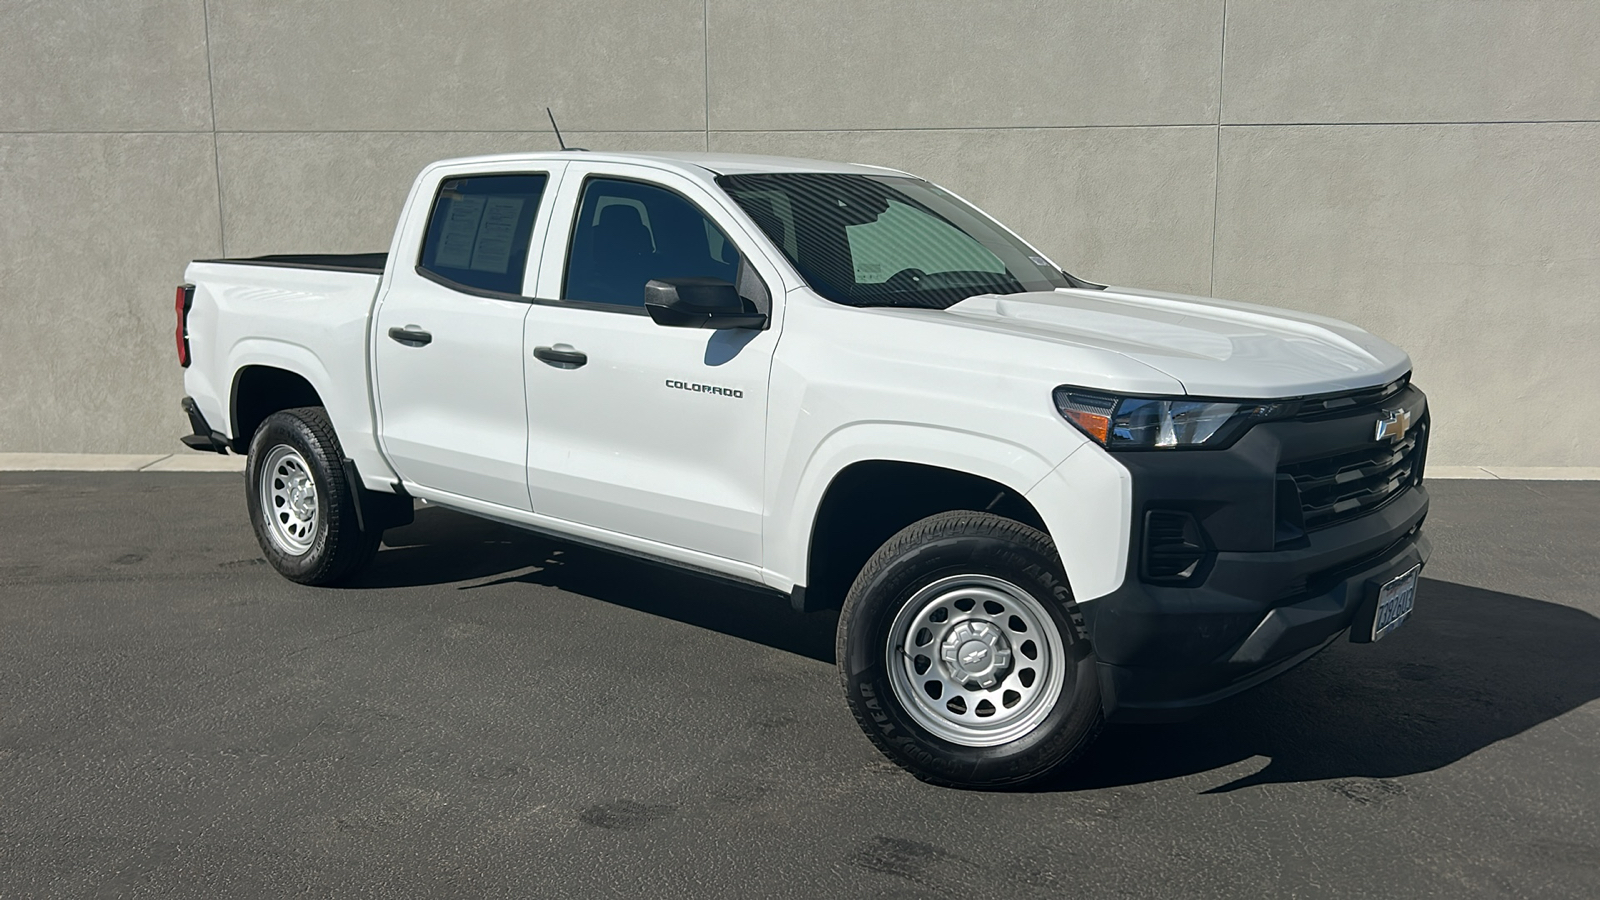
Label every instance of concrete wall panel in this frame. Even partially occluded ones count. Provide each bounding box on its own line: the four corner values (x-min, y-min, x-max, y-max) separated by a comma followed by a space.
708, 0, 1224, 130
0, 134, 222, 452
1224, 1, 1600, 124
2, 1, 1595, 466
711, 127, 1218, 295
1213, 124, 1600, 466
0, 0, 212, 131
206, 0, 708, 132
216, 131, 706, 257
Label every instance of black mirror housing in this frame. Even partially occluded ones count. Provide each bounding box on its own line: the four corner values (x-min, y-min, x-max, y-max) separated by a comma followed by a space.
644, 277, 768, 330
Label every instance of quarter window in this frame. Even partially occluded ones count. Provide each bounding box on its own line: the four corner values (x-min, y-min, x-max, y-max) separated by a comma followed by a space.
419, 173, 548, 296
563, 178, 740, 308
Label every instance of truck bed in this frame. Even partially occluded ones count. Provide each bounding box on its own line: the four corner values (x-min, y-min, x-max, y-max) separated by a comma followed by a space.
194, 253, 389, 275
182, 255, 392, 490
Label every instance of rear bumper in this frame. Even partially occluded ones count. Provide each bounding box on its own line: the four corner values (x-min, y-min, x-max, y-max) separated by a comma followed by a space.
179, 396, 231, 454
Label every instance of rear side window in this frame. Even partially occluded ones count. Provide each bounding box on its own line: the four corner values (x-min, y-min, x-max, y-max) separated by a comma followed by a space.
419, 173, 548, 296
563, 177, 740, 308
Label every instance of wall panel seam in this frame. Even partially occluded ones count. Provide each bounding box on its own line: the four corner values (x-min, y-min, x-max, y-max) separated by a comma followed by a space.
1210, 0, 1227, 297
710, 0, 716, 150
1216, 119, 1600, 128
5, 120, 1598, 136
710, 120, 1600, 132
187, 129, 713, 136
0, 130, 215, 135
200, 0, 226, 256
704, 123, 1220, 133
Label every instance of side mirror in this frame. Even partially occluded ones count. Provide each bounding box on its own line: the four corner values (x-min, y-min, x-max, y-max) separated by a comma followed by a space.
644, 277, 767, 330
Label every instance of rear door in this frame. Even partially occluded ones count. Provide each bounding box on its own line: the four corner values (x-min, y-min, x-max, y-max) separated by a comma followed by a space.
373, 164, 563, 509
520, 162, 785, 564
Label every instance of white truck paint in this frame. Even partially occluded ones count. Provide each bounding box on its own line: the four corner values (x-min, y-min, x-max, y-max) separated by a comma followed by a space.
183, 152, 1409, 603
176, 151, 1431, 786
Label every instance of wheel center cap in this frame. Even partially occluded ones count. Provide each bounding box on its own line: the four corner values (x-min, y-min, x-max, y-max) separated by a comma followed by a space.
959, 641, 989, 667
939, 620, 1011, 689
288, 480, 313, 517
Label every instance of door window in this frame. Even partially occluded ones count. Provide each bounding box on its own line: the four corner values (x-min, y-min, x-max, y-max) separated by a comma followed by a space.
563, 178, 740, 308
419, 173, 549, 296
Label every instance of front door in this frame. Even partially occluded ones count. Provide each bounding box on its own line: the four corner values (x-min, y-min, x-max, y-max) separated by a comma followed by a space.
521, 166, 782, 564
373, 168, 558, 510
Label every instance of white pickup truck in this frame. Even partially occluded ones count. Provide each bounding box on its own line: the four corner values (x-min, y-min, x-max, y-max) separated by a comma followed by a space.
176, 151, 1430, 788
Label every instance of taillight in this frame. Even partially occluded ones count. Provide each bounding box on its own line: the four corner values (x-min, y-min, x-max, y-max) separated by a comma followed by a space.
175, 284, 194, 367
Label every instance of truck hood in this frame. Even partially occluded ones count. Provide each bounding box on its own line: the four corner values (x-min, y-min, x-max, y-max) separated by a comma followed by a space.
942, 286, 1412, 397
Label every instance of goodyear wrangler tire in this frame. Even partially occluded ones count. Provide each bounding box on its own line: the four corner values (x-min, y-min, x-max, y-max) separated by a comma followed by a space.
837, 511, 1102, 788
245, 407, 380, 586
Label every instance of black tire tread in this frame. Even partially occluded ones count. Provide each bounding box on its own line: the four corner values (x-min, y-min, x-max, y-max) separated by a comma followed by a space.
248, 406, 379, 586
836, 509, 1103, 789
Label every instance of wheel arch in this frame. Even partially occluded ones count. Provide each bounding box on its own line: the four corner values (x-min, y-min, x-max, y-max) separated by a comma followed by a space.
793, 455, 1055, 613
229, 364, 328, 454
769, 423, 1069, 601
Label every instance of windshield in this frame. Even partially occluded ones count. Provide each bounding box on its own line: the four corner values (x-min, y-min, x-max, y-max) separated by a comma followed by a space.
716, 173, 1071, 309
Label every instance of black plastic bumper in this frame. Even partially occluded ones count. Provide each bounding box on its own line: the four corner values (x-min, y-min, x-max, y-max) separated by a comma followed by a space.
1084, 388, 1432, 722
179, 397, 231, 454
1092, 499, 1429, 722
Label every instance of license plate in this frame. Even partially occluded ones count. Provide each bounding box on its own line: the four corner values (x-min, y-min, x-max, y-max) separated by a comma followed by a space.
1372, 564, 1420, 641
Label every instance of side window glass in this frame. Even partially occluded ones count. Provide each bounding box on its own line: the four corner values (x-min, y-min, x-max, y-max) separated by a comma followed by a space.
419, 173, 548, 295
563, 177, 741, 307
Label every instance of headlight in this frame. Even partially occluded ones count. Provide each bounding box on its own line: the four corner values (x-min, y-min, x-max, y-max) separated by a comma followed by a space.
1054, 388, 1286, 450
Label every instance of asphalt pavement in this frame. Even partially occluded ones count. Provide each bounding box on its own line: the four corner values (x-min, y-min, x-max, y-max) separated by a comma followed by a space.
1, 473, 1596, 898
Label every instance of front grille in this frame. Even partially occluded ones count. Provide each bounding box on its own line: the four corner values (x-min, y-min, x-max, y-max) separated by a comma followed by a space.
1292, 375, 1410, 421
1281, 419, 1427, 531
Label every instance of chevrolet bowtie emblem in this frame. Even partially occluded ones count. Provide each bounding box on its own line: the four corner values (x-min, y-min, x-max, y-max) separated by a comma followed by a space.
1375, 408, 1411, 442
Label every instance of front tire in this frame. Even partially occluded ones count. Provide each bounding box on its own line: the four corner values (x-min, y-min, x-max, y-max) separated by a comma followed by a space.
837, 511, 1102, 788
245, 407, 379, 585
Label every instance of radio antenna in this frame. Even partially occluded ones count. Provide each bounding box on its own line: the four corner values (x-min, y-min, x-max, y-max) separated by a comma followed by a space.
546, 108, 586, 151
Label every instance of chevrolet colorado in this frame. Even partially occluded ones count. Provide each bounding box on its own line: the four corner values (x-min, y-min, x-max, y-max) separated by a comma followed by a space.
175, 151, 1430, 788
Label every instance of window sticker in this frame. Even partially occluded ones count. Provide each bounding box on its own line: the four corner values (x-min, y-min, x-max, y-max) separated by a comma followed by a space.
469, 197, 525, 274
434, 195, 485, 269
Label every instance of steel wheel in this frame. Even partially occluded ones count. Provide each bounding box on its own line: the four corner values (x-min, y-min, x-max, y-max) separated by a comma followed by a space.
259, 443, 319, 556
886, 573, 1068, 747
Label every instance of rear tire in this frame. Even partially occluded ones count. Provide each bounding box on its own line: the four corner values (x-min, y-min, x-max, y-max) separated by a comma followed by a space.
837, 511, 1102, 788
245, 407, 380, 585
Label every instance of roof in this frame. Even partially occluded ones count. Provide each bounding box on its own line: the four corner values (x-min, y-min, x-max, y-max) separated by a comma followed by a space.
424, 150, 912, 179
610, 151, 910, 177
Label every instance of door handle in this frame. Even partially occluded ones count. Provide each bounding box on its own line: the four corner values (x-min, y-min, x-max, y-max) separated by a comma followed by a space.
534, 345, 587, 369
388, 325, 432, 347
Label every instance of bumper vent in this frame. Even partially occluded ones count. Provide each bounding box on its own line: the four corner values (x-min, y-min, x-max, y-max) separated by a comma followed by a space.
1142, 510, 1208, 583
1280, 418, 1428, 531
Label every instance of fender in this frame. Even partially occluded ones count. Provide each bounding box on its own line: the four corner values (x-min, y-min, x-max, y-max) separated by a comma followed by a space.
1024, 442, 1133, 603
763, 421, 1068, 593
226, 339, 336, 436
225, 339, 396, 489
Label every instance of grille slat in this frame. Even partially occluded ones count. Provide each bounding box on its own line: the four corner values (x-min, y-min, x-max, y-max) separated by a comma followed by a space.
1282, 424, 1426, 531
1293, 376, 1409, 421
